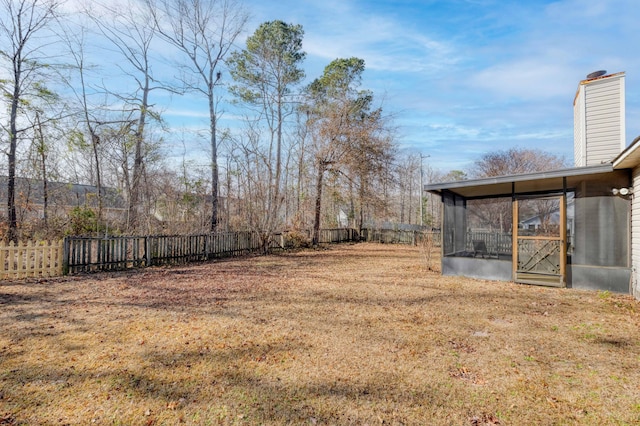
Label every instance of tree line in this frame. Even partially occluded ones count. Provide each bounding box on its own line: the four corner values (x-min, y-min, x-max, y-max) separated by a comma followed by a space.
0, 0, 441, 244
1, 0, 564, 244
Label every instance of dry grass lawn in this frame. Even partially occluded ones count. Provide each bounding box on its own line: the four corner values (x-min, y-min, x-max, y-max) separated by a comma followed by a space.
1, 243, 640, 425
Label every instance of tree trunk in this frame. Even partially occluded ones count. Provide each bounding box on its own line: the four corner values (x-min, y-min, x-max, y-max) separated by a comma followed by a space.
92, 133, 103, 220
35, 112, 48, 226
79, 66, 103, 222
225, 156, 232, 231
210, 88, 219, 233
358, 172, 366, 232
7, 64, 21, 243
122, 152, 132, 231
312, 161, 325, 245
359, 188, 365, 232
272, 88, 283, 228
297, 143, 304, 219
348, 180, 355, 228
129, 76, 150, 233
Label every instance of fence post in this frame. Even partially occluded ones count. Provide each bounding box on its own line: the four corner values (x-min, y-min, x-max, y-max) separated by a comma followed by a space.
56, 239, 63, 276
62, 237, 70, 275
144, 236, 151, 266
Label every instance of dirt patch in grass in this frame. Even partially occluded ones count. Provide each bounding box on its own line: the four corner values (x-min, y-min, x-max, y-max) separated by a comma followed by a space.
1, 243, 639, 425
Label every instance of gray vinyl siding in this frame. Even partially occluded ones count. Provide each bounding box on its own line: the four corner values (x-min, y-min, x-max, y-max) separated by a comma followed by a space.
584, 77, 624, 165
574, 87, 585, 167
632, 166, 640, 298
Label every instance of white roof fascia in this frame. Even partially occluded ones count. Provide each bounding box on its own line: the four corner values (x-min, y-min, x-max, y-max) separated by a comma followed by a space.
424, 164, 614, 193
613, 135, 640, 170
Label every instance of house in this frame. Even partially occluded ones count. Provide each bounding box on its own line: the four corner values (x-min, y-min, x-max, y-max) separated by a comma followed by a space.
0, 176, 126, 221
425, 71, 640, 298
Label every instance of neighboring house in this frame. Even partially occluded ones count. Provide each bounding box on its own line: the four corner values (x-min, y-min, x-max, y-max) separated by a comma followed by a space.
425, 71, 640, 298
0, 177, 126, 220
337, 209, 349, 228
0, 177, 220, 229
518, 197, 575, 253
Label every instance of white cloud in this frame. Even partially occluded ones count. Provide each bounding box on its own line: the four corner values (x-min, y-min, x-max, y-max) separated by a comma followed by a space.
15, 0, 639, 172
163, 108, 211, 120
302, 10, 458, 75
468, 60, 578, 101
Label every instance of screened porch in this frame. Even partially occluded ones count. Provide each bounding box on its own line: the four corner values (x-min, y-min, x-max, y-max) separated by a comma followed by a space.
426, 164, 632, 293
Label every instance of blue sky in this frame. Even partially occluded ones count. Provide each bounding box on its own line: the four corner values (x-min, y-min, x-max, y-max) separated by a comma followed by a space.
71, 0, 637, 174
189, 0, 639, 173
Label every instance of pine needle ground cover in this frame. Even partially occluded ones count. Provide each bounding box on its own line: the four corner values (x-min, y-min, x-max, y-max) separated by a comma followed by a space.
1, 243, 639, 425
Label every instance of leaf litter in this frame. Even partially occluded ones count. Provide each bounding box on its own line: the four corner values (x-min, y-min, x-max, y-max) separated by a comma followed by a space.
1, 243, 639, 425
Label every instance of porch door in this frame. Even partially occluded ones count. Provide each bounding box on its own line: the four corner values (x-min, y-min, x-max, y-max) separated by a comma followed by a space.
513, 195, 566, 287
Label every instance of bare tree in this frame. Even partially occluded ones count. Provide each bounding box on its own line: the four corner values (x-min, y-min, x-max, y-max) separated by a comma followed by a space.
345, 108, 395, 231
87, 0, 178, 233
0, 0, 61, 241
32, 112, 48, 224
470, 147, 566, 178
227, 20, 306, 249
227, 119, 273, 239
467, 148, 567, 233
61, 22, 106, 220
291, 108, 312, 227
147, 0, 247, 232
306, 58, 396, 244
394, 152, 420, 225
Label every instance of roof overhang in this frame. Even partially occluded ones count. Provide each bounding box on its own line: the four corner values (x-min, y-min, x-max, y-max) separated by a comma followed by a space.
613, 136, 640, 169
424, 164, 615, 198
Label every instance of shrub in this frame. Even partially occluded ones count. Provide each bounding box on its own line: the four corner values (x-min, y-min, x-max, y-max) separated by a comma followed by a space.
67, 206, 100, 236
284, 229, 311, 249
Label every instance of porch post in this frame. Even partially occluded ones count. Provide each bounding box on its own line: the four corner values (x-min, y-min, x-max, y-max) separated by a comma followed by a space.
512, 182, 517, 282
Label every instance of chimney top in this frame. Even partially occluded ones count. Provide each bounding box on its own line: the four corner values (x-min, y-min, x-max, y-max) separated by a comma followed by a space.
586, 70, 607, 79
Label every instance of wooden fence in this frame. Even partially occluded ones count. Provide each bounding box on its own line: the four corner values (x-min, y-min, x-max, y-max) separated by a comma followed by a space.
0, 240, 64, 279
318, 228, 360, 243
64, 231, 261, 274
361, 228, 441, 246
65, 236, 148, 274
0, 228, 429, 279
64, 228, 360, 275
